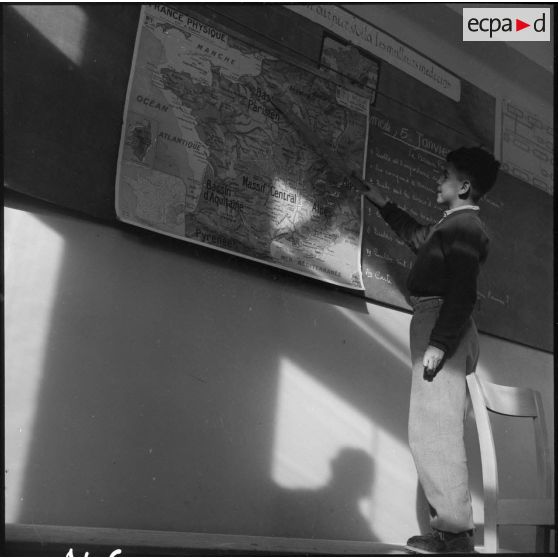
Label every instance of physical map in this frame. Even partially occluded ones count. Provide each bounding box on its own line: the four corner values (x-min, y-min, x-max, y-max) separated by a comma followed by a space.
116, 5, 371, 289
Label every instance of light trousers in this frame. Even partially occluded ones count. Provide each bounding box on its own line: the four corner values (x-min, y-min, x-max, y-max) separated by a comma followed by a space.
408, 296, 478, 533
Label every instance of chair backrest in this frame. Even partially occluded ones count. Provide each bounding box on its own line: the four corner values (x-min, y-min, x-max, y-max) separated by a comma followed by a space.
466, 372, 554, 553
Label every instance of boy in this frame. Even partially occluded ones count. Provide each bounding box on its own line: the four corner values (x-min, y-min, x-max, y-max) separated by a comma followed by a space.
363, 147, 500, 554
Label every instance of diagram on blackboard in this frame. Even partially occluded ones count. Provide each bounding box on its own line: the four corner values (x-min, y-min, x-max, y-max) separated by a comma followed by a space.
116, 5, 371, 290
501, 99, 553, 195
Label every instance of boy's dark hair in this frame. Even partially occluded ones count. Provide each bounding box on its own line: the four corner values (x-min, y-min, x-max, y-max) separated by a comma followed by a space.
446, 147, 501, 202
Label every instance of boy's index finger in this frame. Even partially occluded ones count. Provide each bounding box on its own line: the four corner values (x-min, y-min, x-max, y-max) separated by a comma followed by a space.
350, 172, 371, 193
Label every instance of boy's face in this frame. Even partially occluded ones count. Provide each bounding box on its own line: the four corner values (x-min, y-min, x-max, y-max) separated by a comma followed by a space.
436, 163, 470, 206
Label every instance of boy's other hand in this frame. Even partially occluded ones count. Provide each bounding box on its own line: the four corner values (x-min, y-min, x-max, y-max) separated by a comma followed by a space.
422, 345, 445, 381
353, 172, 387, 208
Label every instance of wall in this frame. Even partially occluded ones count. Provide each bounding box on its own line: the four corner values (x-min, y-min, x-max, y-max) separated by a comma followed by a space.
5, 3, 553, 552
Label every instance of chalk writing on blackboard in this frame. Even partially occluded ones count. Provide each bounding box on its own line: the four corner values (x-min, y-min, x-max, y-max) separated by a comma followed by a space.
362, 107, 519, 321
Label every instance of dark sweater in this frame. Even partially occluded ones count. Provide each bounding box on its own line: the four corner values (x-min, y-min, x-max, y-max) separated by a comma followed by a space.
379, 202, 489, 354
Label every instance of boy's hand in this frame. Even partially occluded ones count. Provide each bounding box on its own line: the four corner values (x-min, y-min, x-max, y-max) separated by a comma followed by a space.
363, 187, 388, 208
352, 172, 388, 208
422, 345, 445, 381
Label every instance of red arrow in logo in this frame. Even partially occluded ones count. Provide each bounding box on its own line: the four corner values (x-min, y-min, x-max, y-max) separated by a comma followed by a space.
516, 18, 530, 31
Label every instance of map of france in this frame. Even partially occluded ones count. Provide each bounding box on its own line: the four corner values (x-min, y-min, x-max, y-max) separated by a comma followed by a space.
116, 5, 370, 290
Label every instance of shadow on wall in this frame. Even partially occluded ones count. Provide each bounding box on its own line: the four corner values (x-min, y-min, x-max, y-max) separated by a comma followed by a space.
8, 191, 418, 541
273, 449, 377, 541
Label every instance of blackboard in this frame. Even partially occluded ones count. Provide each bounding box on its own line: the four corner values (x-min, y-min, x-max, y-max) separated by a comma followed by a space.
4, 4, 552, 351
357, 30, 553, 351
476, 173, 553, 351
362, 103, 553, 352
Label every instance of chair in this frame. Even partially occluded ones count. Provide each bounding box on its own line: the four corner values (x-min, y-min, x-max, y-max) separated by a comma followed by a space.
466, 372, 555, 553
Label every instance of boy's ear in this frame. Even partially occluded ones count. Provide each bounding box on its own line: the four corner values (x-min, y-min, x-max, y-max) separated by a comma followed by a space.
458, 180, 472, 199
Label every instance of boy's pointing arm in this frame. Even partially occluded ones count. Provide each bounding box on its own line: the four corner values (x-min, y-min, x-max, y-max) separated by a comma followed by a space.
362, 177, 388, 209
364, 183, 433, 253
